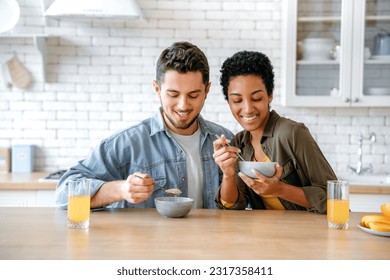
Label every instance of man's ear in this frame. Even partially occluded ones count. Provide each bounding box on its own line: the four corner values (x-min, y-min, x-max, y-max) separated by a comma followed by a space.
205, 82, 211, 99
153, 80, 160, 96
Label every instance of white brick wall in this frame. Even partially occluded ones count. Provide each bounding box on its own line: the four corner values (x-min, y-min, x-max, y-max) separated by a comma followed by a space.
0, 0, 389, 175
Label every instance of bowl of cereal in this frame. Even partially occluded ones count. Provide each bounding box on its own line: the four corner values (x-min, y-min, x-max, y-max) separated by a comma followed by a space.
155, 197, 194, 218
238, 161, 277, 178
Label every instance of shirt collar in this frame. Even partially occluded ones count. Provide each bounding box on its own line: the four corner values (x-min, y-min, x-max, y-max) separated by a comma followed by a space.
263, 110, 280, 139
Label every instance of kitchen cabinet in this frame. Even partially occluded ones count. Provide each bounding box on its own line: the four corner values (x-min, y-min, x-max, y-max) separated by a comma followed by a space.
282, 0, 390, 107
0, 34, 49, 83
350, 194, 390, 212
0, 189, 55, 207
0, 172, 56, 207
349, 183, 390, 212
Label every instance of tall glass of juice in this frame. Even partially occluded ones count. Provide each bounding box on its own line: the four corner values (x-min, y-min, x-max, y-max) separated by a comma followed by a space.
67, 179, 91, 229
327, 180, 349, 230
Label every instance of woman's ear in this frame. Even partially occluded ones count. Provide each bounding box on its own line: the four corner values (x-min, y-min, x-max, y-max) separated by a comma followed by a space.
268, 94, 273, 104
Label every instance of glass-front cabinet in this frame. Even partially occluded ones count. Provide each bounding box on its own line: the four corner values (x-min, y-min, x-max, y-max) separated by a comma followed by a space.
282, 0, 390, 107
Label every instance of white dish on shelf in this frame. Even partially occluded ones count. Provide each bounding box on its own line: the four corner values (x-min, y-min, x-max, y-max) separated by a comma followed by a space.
370, 55, 390, 61
365, 87, 390, 96
0, 0, 20, 33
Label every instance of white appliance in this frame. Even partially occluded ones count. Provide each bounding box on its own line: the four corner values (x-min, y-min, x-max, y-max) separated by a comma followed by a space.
43, 0, 143, 19
0, 0, 20, 33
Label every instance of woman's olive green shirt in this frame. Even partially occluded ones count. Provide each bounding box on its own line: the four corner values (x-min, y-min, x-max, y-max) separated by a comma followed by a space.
215, 110, 336, 214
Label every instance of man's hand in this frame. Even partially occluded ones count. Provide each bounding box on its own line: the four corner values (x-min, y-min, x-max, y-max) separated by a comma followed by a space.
121, 172, 155, 204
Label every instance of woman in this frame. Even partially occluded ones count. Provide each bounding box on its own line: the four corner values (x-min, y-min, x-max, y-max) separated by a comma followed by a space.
213, 51, 336, 214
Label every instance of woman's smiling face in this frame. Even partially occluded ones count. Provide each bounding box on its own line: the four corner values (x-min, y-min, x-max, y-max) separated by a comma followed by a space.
227, 74, 272, 132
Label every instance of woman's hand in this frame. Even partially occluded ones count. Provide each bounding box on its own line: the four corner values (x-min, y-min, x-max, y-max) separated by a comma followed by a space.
212, 134, 241, 177
238, 163, 283, 196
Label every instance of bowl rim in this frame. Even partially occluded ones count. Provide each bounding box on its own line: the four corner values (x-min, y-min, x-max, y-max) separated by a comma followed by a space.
154, 197, 194, 203
238, 161, 277, 178
238, 161, 277, 165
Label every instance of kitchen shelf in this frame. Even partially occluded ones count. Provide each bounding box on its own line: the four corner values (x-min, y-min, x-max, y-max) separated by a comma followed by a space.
282, 0, 390, 107
298, 16, 341, 22
297, 60, 339, 65
365, 15, 390, 21
365, 59, 390, 64
0, 34, 49, 82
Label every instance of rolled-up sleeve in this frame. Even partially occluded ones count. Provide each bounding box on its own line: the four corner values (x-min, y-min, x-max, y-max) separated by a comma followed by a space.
214, 181, 247, 210
291, 124, 336, 214
55, 141, 118, 209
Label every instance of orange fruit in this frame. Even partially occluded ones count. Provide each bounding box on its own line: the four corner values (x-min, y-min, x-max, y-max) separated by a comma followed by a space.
360, 214, 390, 228
367, 221, 390, 232
381, 203, 390, 218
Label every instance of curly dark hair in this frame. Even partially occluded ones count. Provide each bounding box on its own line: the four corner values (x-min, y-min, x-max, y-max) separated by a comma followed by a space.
219, 51, 274, 101
156, 41, 210, 86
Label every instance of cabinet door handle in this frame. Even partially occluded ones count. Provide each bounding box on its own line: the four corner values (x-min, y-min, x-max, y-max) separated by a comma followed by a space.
353, 98, 359, 103
344, 97, 350, 103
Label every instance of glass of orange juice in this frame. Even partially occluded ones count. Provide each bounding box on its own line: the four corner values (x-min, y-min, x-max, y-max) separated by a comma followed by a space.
67, 179, 91, 229
327, 180, 349, 230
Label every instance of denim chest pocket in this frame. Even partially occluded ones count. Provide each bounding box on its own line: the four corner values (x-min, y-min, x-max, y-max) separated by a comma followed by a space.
280, 158, 303, 187
153, 177, 167, 196
129, 164, 167, 193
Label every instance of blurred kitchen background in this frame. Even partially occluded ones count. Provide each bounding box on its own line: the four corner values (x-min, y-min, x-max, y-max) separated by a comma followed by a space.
0, 0, 389, 175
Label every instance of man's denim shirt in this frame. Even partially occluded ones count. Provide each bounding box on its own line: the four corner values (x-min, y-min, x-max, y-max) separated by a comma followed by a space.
55, 109, 233, 209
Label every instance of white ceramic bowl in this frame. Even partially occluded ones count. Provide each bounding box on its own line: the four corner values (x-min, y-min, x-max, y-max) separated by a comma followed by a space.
299, 38, 335, 61
238, 161, 277, 178
155, 197, 194, 218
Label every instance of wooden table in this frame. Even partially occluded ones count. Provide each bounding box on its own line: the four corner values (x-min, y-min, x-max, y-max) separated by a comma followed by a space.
0, 208, 389, 260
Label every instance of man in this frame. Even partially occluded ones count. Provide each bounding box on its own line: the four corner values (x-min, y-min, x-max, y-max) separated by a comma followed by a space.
56, 41, 233, 209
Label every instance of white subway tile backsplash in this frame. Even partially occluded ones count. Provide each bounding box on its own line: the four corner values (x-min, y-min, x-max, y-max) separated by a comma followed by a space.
89, 112, 121, 121
42, 102, 76, 111
223, 2, 256, 11
9, 102, 42, 111
89, 75, 121, 84
57, 129, 89, 139
1, 0, 389, 173
176, 29, 208, 39
92, 93, 121, 103
352, 117, 385, 126
22, 129, 56, 139
13, 120, 46, 129
157, 1, 191, 10
57, 111, 88, 121
0, 129, 23, 138
205, 11, 237, 20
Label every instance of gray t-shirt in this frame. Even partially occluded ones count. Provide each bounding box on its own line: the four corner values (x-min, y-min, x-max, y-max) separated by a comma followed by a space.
169, 128, 203, 208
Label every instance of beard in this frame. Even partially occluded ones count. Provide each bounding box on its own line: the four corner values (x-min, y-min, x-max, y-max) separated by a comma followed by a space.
163, 110, 199, 131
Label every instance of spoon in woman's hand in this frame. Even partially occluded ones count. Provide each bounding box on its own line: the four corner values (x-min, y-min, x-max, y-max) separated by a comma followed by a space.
215, 134, 245, 161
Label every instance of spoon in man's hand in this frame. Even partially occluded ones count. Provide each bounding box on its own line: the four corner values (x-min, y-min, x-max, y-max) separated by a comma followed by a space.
133, 173, 182, 196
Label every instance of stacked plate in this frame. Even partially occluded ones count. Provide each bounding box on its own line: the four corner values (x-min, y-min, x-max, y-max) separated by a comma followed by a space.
370, 55, 390, 61
365, 87, 390, 96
